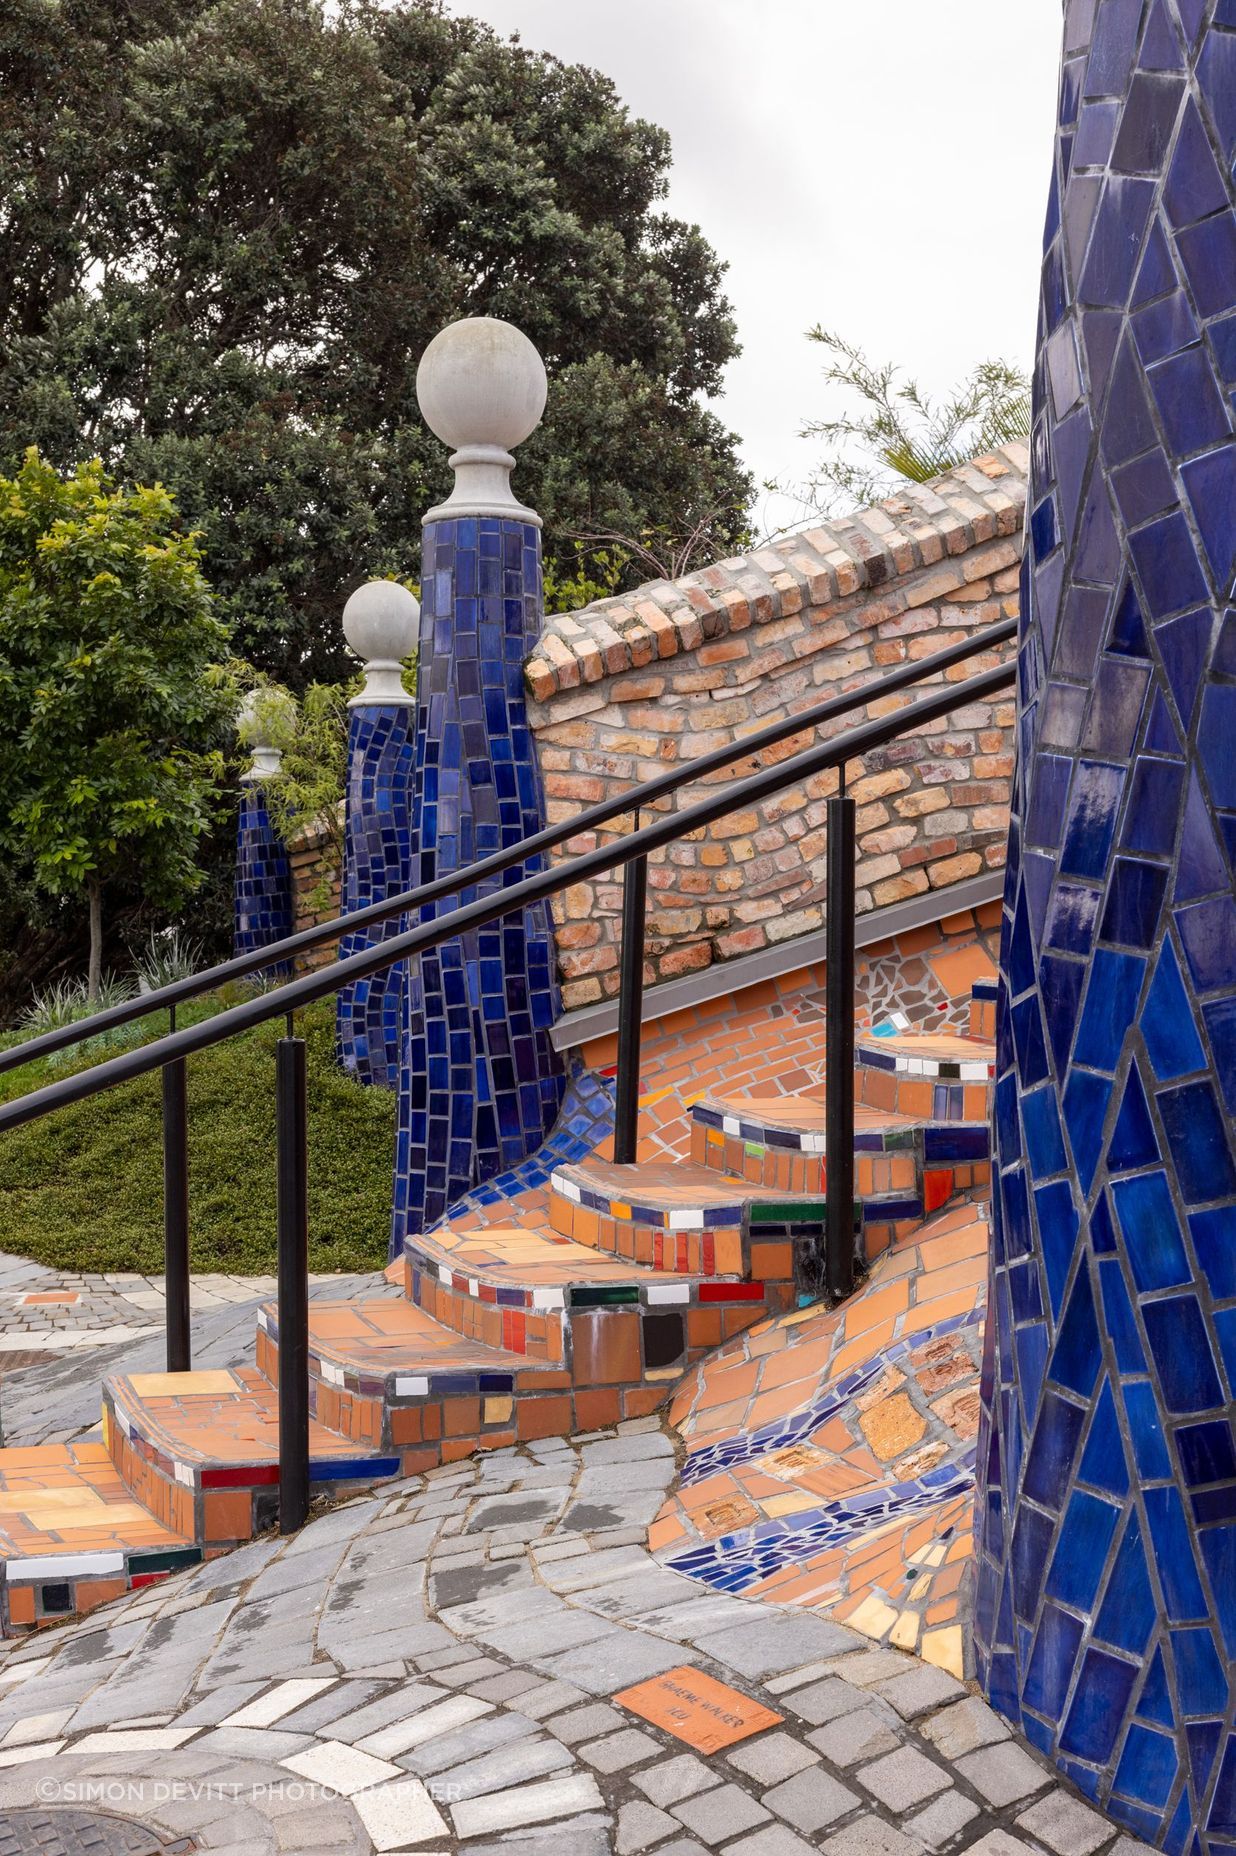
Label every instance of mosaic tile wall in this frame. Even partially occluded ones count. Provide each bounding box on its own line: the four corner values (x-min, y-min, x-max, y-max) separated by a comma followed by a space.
234, 785, 291, 975
390, 516, 565, 1253
336, 706, 415, 1090
974, 4, 1236, 1850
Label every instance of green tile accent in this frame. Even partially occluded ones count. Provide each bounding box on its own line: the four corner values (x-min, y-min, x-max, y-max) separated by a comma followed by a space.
127, 1546, 204, 1575
750, 1200, 827, 1223
570, 1286, 641, 1307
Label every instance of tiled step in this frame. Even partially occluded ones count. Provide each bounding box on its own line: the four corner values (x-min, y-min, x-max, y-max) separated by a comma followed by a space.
691, 1095, 920, 1192
402, 1222, 780, 1387
549, 1155, 851, 1303
103, 1367, 402, 1550
256, 1298, 573, 1465
0, 1442, 201, 1633
259, 1293, 681, 1456
690, 1078, 991, 1259
857, 1030, 995, 1122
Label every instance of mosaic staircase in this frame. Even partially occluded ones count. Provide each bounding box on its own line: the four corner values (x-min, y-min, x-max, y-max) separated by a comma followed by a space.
0, 990, 996, 1634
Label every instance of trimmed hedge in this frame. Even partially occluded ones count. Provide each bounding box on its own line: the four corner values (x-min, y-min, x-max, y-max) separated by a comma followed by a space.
0, 994, 395, 1274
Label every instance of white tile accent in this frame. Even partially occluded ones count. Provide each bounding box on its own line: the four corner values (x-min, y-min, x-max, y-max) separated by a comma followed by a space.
394, 1376, 430, 1398
551, 1174, 581, 1203
646, 1284, 691, 1304
223, 1676, 337, 1728
74, 1727, 200, 1752
282, 1738, 402, 1796
722, 1115, 741, 1135
353, 1777, 449, 1850
8, 1551, 125, 1581
667, 1209, 706, 1231
531, 1289, 565, 1310
0, 1741, 65, 1768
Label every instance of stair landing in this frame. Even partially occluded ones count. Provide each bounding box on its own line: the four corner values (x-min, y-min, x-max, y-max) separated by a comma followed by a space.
103, 1366, 402, 1550
0, 1441, 199, 1632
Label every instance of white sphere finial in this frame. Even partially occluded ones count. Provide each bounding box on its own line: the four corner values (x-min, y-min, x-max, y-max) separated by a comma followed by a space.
416, 317, 547, 527
237, 687, 294, 784
343, 580, 420, 707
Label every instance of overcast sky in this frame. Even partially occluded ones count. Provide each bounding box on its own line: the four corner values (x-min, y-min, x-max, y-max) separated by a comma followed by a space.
448, 0, 1062, 534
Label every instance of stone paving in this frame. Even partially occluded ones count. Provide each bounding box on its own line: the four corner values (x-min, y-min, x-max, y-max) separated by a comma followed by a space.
0, 1264, 396, 1449
0, 1420, 1151, 1855
0, 1250, 388, 1359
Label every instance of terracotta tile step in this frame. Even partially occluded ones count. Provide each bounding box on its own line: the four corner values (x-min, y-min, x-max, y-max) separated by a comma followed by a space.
255, 1298, 701, 1460
856, 1030, 995, 1081
692, 1095, 920, 1154
549, 1155, 848, 1296
401, 1223, 785, 1381
0, 1440, 200, 1633
103, 1366, 402, 1550
690, 1090, 989, 1185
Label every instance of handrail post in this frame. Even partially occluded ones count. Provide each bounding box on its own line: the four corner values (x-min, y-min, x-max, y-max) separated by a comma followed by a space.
825, 785, 856, 1303
613, 833, 648, 1167
161, 1037, 191, 1373
276, 1034, 310, 1533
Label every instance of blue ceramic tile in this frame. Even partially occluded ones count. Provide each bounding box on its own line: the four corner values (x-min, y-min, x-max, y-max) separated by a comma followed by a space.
234, 786, 292, 976
391, 516, 566, 1250
337, 706, 416, 1090
1111, 1171, 1191, 1291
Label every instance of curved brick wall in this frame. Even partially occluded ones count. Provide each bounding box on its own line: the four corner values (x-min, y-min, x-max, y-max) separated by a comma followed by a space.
525, 452, 1024, 1011
974, 3, 1236, 1848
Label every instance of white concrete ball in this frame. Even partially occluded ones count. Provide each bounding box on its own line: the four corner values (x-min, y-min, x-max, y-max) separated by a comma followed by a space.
342, 580, 421, 665
416, 317, 547, 452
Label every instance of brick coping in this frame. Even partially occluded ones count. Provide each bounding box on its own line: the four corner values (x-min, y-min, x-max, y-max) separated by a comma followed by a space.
525, 444, 1028, 703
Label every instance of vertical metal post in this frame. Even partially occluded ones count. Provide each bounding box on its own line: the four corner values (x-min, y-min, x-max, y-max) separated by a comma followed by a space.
825, 786, 856, 1303
612, 830, 648, 1168
162, 1001, 191, 1372
276, 1035, 310, 1533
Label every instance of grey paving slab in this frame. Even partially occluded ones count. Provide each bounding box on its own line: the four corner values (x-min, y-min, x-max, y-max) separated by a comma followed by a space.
0, 1400, 1151, 1856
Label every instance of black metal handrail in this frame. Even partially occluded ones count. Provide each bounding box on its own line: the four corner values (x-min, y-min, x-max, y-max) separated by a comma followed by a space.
0, 636, 1016, 1533
0, 615, 1015, 1077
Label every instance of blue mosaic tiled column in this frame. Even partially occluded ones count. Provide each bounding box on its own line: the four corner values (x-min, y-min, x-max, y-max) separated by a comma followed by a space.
974, 5, 1236, 1850
391, 319, 566, 1248
336, 708, 416, 1087
335, 581, 420, 1090
234, 783, 292, 975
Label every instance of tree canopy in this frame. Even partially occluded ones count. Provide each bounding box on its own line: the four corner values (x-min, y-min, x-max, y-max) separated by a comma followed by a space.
0, 449, 232, 998
0, 0, 753, 687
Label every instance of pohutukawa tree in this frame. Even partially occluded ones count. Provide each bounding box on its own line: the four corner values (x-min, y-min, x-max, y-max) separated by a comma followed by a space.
0, 0, 753, 688
0, 450, 233, 999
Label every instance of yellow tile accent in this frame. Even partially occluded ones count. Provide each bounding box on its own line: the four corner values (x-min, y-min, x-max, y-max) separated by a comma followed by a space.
127, 1370, 238, 1398
845, 1593, 901, 1640
890, 1610, 920, 1651
922, 1625, 966, 1679
611, 1202, 633, 1221
483, 1396, 514, 1425
761, 1492, 820, 1517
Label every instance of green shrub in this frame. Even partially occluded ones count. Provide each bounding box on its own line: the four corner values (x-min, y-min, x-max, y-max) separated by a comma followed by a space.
0, 994, 394, 1274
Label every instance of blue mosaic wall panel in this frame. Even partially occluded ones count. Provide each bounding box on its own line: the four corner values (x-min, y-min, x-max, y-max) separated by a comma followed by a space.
234, 785, 291, 976
390, 516, 565, 1251
974, 4, 1236, 1850
337, 706, 415, 1090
